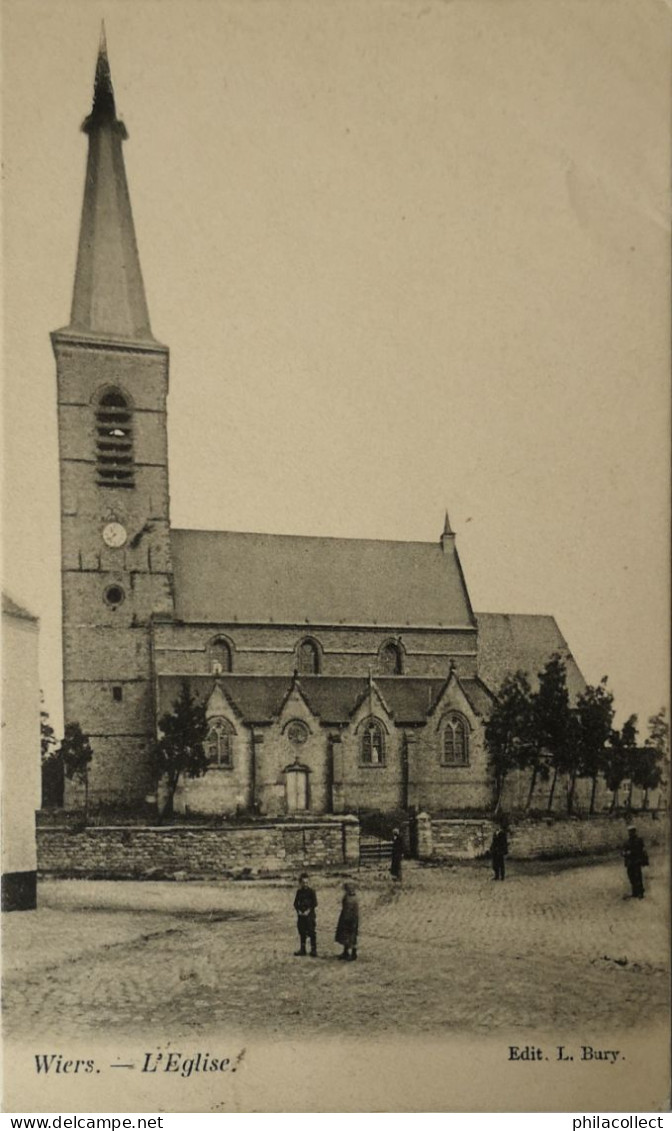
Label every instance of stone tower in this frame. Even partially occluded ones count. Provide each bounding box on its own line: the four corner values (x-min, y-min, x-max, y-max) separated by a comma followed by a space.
52, 32, 173, 808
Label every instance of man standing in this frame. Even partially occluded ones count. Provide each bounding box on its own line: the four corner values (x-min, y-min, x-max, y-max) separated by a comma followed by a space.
391, 827, 403, 882
490, 825, 509, 881
623, 825, 648, 899
293, 872, 318, 956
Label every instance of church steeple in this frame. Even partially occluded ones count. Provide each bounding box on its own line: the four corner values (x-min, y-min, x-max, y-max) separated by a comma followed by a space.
52, 36, 172, 810
67, 29, 154, 342
85, 24, 117, 129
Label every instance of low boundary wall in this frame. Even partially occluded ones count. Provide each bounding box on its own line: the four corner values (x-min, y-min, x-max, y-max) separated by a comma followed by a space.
37, 817, 360, 879
427, 812, 667, 861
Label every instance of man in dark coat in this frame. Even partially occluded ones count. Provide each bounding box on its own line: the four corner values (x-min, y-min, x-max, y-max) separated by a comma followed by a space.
623, 825, 648, 899
490, 826, 508, 881
390, 827, 403, 882
293, 873, 318, 956
335, 882, 359, 961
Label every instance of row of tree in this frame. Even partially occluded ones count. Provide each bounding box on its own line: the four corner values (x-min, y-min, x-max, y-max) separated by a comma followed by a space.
41, 671, 668, 818
485, 655, 668, 815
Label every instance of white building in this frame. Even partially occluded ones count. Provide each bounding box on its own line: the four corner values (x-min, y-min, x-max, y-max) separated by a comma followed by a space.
2, 593, 40, 910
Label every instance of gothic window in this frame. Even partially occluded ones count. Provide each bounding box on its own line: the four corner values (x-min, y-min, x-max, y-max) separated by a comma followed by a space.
207, 636, 232, 674
442, 713, 470, 766
379, 640, 403, 675
360, 718, 386, 766
205, 717, 234, 768
95, 389, 135, 488
296, 638, 320, 675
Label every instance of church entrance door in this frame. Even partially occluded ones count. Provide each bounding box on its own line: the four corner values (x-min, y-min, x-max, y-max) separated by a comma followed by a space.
286, 767, 309, 812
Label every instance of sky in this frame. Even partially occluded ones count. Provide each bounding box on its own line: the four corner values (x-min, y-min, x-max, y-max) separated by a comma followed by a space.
2, 0, 670, 734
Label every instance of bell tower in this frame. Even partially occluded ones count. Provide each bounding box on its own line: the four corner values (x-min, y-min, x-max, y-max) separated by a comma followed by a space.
52, 30, 173, 807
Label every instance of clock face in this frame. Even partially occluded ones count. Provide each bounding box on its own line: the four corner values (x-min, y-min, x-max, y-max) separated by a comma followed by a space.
102, 522, 127, 548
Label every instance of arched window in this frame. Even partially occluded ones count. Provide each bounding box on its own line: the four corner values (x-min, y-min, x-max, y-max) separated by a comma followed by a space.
207, 637, 232, 674
296, 638, 320, 675
442, 713, 469, 766
95, 389, 134, 488
205, 718, 234, 768
360, 718, 386, 766
379, 640, 403, 675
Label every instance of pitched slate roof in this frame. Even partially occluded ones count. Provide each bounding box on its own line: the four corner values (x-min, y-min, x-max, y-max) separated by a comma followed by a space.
157, 674, 494, 726
475, 613, 586, 702
170, 529, 476, 629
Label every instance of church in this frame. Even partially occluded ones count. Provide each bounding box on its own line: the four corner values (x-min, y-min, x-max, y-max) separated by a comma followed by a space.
53, 38, 585, 817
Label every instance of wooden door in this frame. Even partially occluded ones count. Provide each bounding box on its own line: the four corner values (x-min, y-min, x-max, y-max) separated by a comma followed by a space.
286, 769, 308, 812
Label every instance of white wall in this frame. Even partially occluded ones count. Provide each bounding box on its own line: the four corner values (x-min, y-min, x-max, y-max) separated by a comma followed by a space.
2, 607, 40, 875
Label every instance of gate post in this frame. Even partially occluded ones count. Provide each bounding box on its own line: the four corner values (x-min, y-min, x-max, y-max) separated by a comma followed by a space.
407, 806, 418, 858
341, 815, 360, 865
415, 811, 433, 860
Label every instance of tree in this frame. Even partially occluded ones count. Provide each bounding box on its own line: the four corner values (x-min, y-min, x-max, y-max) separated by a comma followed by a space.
40, 701, 63, 809
527, 654, 573, 813
40, 701, 64, 809
152, 681, 209, 817
574, 677, 615, 815
40, 699, 57, 761
647, 708, 669, 760
631, 746, 663, 808
604, 714, 638, 811
642, 708, 669, 808
60, 722, 95, 819
485, 671, 534, 813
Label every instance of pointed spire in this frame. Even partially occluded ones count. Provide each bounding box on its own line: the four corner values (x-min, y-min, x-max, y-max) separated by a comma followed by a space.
440, 508, 456, 553
85, 21, 118, 131
66, 30, 155, 343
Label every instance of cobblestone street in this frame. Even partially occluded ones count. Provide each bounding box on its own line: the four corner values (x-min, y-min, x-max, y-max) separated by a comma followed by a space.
4, 852, 668, 1041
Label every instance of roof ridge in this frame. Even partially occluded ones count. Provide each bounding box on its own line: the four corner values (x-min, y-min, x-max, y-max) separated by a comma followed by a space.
476, 611, 557, 619
170, 527, 440, 548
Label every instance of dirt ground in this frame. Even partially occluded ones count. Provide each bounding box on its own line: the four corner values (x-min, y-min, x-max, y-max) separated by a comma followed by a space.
3, 851, 668, 1041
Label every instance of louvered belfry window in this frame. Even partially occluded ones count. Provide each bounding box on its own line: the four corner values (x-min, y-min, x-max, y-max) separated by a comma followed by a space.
96, 390, 135, 488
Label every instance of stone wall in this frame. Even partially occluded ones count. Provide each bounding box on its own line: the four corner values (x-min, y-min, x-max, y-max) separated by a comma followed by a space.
428, 812, 667, 861
430, 818, 493, 860
153, 621, 478, 681
37, 817, 359, 879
